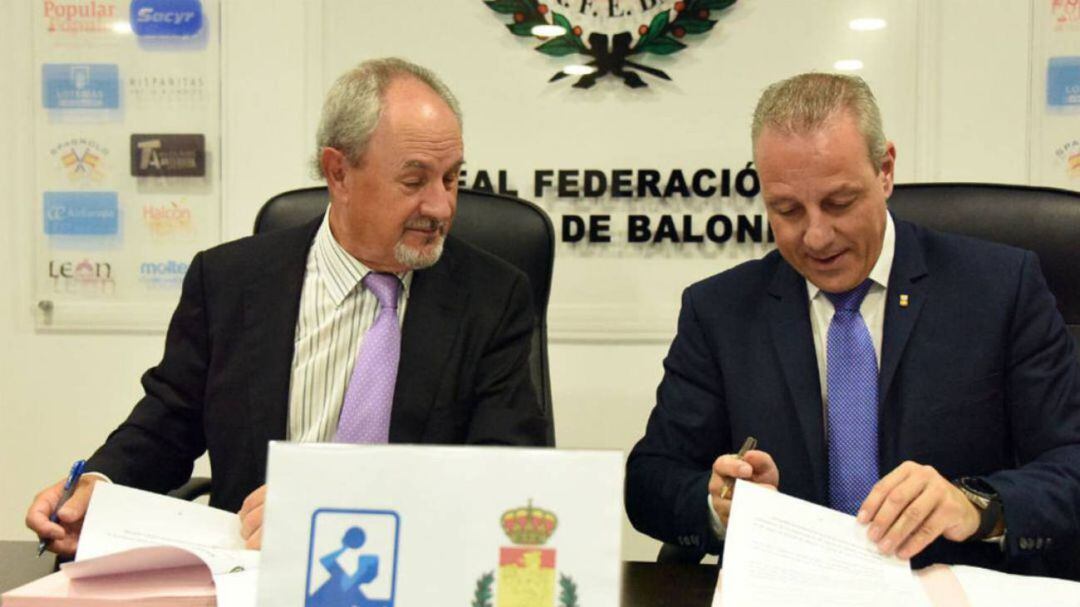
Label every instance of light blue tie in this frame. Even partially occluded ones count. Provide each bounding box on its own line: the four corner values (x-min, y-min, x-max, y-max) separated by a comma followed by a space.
825, 280, 879, 515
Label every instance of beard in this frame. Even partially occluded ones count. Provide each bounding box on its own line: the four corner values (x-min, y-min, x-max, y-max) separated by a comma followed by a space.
393, 217, 447, 270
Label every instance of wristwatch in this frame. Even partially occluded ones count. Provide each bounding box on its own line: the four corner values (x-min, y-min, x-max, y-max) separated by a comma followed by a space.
953, 477, 1004, 540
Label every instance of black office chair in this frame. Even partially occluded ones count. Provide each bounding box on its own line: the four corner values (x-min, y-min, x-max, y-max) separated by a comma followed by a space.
170, 186, 556, 502
656, 182, 1080, 564
889, 183, 1080, 353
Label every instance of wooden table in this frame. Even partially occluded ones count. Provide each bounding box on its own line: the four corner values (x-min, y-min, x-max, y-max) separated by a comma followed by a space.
0, 541, 719, 606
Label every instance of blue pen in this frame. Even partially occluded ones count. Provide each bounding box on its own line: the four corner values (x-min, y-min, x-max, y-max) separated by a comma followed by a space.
37, 459, 86, 557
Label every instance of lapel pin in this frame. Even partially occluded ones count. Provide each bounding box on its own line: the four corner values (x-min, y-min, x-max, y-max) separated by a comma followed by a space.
899, 294, 909, 308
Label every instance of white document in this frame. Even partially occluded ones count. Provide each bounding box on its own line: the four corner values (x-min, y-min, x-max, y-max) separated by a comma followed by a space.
77, 482, 260, 604
951, 565, 1080, 606
717, 480, 931, 607
258, 443, 623, 607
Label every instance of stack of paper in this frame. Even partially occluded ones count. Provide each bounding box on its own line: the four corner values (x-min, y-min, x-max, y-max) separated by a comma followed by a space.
2, 483, 259, 607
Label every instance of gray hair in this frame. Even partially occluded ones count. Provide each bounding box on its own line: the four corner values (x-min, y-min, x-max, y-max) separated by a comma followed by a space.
311, 57, 462, 179
751, 73, 887, 172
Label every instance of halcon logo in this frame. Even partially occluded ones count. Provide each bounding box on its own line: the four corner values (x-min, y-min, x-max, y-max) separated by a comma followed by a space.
43, 0, 117, 34
139, 260, 189, 289
130, 134, 205, 177
143, 200, 194, 237
130, 0, 203, 37
49, 259, 115, 294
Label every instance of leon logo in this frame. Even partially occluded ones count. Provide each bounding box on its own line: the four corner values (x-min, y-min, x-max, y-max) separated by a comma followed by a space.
43, 0, 117, 34
131, 134, 205, 177
484, 0, 737, 88
42, 63, 120, 110
50, 138, 110, 184
143, 200, 193, 237
130, 0, 203, 37
304, 509, 400, 607
471, 500, 579, 607
49, 258, 115, 295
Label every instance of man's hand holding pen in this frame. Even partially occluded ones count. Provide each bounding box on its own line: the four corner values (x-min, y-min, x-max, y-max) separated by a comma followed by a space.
25, 474, 101, 558
709, 437, 779, 528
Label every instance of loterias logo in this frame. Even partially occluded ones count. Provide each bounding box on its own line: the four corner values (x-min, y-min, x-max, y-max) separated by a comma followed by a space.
49, 258, 115, 295
50, 138, 110, 184
131, 134, 205, 177
484, 0, 737, 88
42, 63, 120, 110
43, 0, 118, 34
130, 0, 203, 37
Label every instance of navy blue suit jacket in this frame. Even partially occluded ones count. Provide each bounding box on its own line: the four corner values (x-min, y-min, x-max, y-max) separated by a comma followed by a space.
626, 217, 1080, 575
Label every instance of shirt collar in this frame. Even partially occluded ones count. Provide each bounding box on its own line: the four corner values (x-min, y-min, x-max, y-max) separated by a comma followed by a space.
313, 210, 412, 307
807, 211, 895, 301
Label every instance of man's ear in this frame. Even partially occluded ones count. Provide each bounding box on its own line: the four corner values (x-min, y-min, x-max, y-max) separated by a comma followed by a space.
321, 147, 349, 199
880, 141, 897, 199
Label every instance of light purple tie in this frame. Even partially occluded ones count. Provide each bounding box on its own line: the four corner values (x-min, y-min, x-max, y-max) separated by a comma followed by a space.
334, 272, 401, 443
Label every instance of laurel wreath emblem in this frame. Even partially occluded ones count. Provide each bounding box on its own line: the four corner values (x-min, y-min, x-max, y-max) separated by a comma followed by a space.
484, 0, 737, 88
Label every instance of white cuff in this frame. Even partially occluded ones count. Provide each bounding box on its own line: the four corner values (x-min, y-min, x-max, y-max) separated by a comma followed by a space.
707, 491, 727, 540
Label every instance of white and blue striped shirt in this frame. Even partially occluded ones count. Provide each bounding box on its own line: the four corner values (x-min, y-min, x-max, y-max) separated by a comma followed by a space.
287, 210, 411, 442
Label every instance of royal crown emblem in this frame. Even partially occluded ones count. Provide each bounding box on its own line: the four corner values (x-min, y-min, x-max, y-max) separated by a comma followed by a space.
472, 500, 579, 607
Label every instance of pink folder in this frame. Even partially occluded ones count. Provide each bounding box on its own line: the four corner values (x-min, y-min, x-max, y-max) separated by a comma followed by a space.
2, 546, 216, 606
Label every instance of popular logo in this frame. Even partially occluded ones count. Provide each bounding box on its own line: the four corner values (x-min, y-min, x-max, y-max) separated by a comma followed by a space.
143, 200, 194, 237
1053, 0, 1080, 32
50, 138, 110, 184
42, 63, 120, 110
138, 260, 190, 289
484, 0, 737, 88
48, 258, 115, 295
130, 134, 205, 177
471, 500, 579, 607
130, 0, 204, 37
43, 192, 119, 235
304, 509, 400, 607
43, 0, 118, 34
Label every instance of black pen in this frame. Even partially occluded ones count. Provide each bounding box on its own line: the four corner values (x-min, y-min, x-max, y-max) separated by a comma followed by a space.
37, 459, 86, 557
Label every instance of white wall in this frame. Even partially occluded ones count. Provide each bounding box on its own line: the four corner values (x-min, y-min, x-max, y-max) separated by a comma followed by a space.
0, 0, 1037, 563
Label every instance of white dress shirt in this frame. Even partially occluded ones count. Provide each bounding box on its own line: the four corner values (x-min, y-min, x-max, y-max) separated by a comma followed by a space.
287, 211, 411, 443
708, 213, 897, 539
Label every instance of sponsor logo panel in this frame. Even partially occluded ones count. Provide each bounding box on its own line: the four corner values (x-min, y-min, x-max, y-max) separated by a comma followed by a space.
42, 63, 120, 110
131, 134, 205, 177
43, 191, 119, 235
48, 258, 116, 295
49, 138, 111, 184
138, 259, 189, 289
130, 0, 203, 37
43, 0, 119, 35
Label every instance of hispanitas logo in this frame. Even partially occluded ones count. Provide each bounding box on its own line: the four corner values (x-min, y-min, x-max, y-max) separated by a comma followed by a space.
139, 260, 190, 289
49, 258, 116, 295
130, 0, 203, 37
50, 138, 110, 184
43, 0, 118, 34
143, 200, 194, 237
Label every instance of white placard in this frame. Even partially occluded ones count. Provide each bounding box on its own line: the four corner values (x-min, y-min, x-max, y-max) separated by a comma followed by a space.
258, 443, 622, 607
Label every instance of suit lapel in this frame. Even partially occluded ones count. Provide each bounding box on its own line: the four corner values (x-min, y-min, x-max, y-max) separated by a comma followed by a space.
878, 218, 929, 419
389, 239, 467, 442
767, 261, 828, 503
245, 220, 321, 453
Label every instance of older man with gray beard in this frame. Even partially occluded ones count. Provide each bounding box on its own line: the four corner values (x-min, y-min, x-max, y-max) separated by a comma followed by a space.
27, 58, 548, 554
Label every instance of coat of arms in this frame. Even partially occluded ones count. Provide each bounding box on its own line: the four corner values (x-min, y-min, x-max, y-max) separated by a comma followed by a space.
471, 500, 579, 607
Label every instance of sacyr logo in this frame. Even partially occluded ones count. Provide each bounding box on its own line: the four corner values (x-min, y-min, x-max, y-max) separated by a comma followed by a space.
130, 0, 203, 37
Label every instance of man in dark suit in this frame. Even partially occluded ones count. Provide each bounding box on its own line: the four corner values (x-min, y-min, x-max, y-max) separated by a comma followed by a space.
626, 73, 1080, 575
27, 58, 547, 555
